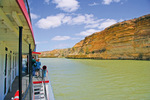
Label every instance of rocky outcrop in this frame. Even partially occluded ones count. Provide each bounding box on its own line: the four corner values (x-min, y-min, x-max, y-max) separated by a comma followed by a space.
66, 14, 150, 60
39, 48, 71, 58
39, 14, 150, 60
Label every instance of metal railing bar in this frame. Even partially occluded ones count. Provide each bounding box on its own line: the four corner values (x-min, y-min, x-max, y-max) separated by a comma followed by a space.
22, 83, 30, 100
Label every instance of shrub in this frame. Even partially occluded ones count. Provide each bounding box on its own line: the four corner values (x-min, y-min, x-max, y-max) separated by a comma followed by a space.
138, 53, 143, 60
92, 51, 95, 54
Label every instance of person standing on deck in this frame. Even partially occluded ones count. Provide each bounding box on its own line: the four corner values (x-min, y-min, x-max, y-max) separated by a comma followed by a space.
42, 65, 47, 77
35, 58, 41, 77
32, 56, 36, 76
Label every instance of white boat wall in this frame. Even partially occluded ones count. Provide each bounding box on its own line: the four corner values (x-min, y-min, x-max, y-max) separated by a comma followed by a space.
0, 43, 19, 99
0, 0, 35, 99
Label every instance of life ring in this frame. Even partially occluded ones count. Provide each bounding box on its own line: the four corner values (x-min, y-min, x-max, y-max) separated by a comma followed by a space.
14, 90, 19, 100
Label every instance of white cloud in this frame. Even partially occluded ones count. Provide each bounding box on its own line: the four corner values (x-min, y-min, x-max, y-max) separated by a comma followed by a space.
64, 14, 103, 27
85, 23, 100, 29
36, 13, 121, 30
52, 36, 71, 40
44, 0, 50, 5
52, 0, 79, 12
102, 0, 112, 5
36, 14, 64, 29
30, 13, 40, 19
98, 19, 117, 29
118, 19, 124, 22
85, 18, 118, 30
36, 13, 99, 29
83, 14, 95, 24
62, 16, 72, 24
114, 0, 120, 2
83, 14, 104, 28
88, 2, 99, 6
51, 35, 81, 41
84, 15, 104, 28
76, 29, 100, 36
71, 15, 86, 25
102, 0, 121, 5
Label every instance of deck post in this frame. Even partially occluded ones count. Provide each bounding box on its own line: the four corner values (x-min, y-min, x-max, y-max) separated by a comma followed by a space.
26, 55, 29, 74
29, 44, 32, 100
19, 26, 23, 100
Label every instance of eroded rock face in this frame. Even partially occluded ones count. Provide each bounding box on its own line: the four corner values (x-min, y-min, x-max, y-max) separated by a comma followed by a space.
67, 14, 150, 60
39, 48, 71, 58
39, 14, 150, 60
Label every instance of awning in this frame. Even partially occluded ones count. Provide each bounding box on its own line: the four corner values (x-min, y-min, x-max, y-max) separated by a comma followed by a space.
0, 0, 35, 53
32, 52, 41, 55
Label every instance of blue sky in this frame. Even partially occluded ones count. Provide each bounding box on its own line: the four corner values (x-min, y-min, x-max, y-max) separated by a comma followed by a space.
29, 0, 150, 52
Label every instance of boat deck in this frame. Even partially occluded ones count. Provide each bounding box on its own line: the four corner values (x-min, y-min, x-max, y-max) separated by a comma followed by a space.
4, 73, 30, 100
33, 76, 49, 84
32, 76, 49, 100
4, 72, 55, 100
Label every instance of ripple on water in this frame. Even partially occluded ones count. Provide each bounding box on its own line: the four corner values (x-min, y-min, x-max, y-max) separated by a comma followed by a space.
41, 58, 150, 100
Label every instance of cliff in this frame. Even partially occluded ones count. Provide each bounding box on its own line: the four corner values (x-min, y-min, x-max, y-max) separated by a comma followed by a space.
66, 14, 150, 60
39, 48, 71, 58
39, 14, 150, 60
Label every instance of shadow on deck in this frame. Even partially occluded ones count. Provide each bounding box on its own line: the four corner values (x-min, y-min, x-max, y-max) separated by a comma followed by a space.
4, 73, 30, 100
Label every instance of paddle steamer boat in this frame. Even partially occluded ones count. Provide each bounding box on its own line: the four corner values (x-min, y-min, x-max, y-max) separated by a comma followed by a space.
0, 0, 54, 99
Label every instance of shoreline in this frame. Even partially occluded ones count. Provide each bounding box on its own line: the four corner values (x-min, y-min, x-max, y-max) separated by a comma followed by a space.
39, 57, 150, 61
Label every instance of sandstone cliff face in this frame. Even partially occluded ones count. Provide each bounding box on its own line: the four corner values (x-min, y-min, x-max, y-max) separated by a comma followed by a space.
67, 14, 150, 60
39, 48, 71, 58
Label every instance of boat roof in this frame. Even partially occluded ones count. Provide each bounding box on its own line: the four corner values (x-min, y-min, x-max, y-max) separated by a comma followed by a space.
32, 52, 41, 55
0, 0, 35, 53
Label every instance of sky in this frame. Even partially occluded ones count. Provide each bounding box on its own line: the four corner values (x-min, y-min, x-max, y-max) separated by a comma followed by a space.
28, 0, 150, 52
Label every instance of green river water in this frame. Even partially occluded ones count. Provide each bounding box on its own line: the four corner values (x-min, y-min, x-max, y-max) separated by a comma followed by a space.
40, 58, 150, 100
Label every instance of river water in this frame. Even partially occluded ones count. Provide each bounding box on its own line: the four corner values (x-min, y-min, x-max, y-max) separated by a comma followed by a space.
40, 58, 150, 100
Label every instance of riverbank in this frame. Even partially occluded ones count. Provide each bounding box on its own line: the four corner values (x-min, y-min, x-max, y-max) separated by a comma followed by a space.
39, 56, 150, 60
65, 55, 150, 60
